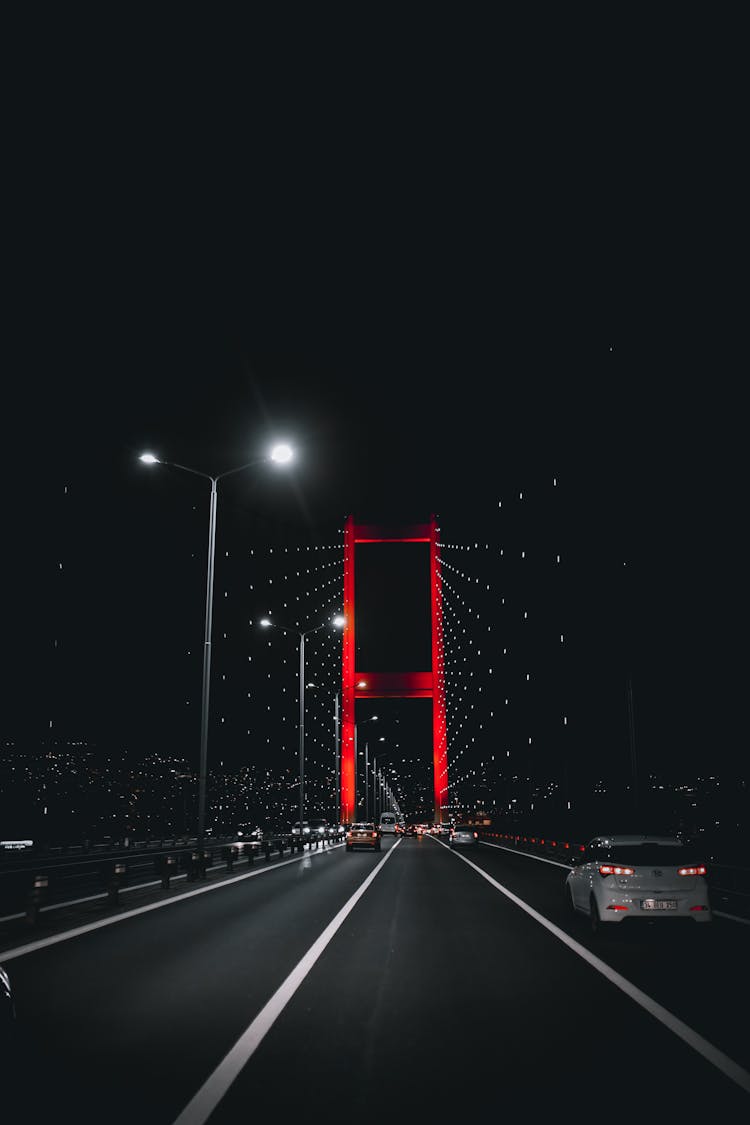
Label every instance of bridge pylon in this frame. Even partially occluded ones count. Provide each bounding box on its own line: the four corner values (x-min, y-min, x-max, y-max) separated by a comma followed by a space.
340, 515, 447, 824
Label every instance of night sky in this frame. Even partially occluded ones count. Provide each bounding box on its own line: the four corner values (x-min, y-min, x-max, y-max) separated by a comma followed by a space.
3, 30, 744, 799
4, 320, 744, 789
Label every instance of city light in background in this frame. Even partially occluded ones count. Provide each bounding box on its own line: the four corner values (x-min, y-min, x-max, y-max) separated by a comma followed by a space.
2, 474, 746, 847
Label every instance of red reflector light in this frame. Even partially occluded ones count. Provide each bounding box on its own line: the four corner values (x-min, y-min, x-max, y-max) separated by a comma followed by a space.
678, 865, 707, 876
690, 905, 708, 911
599, 865, 635, 877
606, 904, 629, 911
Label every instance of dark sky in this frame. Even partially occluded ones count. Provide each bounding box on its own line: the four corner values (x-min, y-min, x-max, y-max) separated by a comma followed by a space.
3, 26, 745, 795
4, 322, 744, 788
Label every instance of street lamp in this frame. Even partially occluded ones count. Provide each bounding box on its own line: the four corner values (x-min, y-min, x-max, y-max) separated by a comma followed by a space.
353, 715, 379, 820
372, 749, 392, 820
367, 736, 386, 821
139, 443, 294, 845
357, 718, 380, 821
259, 615, 345, 841
305, 682, 342, 826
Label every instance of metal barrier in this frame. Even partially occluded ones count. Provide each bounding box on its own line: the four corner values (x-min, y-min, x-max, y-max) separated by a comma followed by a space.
1, 830, 343, 926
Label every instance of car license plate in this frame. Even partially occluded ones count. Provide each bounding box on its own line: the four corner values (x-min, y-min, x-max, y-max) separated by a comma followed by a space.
641, 899, 677, 910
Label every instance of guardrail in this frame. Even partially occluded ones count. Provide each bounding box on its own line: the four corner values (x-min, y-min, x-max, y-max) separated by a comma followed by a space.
0, 828, 346, 926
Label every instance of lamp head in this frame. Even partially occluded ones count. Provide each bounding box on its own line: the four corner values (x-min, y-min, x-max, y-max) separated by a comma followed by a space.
270, 443, 294, 464
139, 453, 159, 464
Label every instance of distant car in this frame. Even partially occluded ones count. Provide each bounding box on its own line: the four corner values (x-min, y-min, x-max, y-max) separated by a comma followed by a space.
307, 818, 329, 837
291, 821, 311, 837
565, 834, 713, 934
0, 964, 15, 1046
450, 825, 479, 848
404, 823, 417, 837
346, 823, 382, 852
436, 823, 453, 838
379, 812, 398, 835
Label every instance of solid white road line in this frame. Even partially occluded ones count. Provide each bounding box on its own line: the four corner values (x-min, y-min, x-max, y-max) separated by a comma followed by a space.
442, 839, 750, 1096
171, 840, 401, 1125
0, 844, 345, 962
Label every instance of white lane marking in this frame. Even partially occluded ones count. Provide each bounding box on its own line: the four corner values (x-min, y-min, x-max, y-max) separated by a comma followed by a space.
441, 839, 750, 1096
478, 838, 572, 868
0, 844, 345, 962
713, 910, 750, 925
171, 839, 401, 1125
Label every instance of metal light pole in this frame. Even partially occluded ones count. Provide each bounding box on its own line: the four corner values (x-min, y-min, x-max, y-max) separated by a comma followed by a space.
140, 444, 293, 846
334, 691, 340, 825
365, 740, 370, 821
260, 616, 345, 841
372, 749, 391, 820
354, 716, 378, 821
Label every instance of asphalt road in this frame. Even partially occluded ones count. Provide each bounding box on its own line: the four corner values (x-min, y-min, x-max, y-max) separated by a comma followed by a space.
2, 836, 748, 1122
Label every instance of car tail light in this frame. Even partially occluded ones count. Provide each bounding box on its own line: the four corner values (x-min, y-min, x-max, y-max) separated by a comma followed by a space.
690, 905, 709, 911
678, 864, 707, 876
473, 832, 478, 839
372, 832, 377, 838
598, 864, 635, 877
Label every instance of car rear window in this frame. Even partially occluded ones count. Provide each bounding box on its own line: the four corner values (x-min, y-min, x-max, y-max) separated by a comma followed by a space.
602, 844, 701, 866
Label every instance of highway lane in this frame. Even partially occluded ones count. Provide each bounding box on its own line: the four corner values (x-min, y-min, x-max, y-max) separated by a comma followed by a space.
2, 835, 748, 1122
463, 835, 750, 1076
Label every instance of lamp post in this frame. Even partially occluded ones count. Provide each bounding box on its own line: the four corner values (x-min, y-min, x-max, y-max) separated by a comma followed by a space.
354, 715, 378, 820
367, 736, 386, 821
305, 685, 342, 826
140, 444, 294, 846
260, 615, 345, 841
331, 690, 340, 826
372, 750, 392, 820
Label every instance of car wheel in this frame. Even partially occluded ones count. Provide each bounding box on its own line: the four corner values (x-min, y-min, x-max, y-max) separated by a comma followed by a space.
590, 895, 602, 935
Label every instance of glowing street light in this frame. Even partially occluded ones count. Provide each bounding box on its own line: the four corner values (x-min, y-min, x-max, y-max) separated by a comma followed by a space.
139, 443, 294, 845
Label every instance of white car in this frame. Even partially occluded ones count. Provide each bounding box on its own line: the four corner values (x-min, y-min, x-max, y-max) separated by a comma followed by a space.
565, 834, 712, 934
450, 825, 479, 848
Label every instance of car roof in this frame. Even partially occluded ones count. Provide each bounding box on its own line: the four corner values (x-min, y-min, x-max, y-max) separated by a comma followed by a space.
589, 834, 682, 846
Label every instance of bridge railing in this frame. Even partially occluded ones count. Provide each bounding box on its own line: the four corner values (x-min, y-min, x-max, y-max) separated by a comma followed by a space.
0, 829, 345, 926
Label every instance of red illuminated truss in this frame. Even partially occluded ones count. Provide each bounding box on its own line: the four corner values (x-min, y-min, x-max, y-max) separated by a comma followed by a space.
340, 516, 446, 823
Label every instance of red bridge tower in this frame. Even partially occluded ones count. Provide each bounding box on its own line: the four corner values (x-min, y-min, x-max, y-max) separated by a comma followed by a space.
340, 515, 447, 824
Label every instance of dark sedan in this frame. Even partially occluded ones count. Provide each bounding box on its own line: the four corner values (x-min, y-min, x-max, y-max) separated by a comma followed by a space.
345, 823, 382, 852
